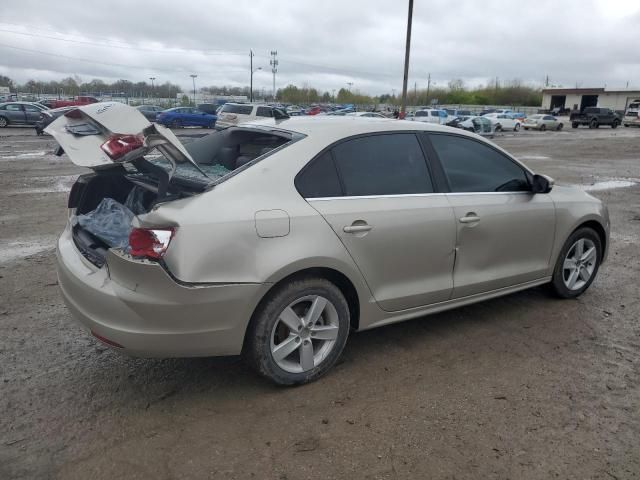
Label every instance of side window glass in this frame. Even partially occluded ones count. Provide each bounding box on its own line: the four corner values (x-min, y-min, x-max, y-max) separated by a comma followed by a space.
429, 134, 530, 193
295, 151, 342, 198
7, 104, 22, 111
256, 107, 272, 117
331, 134, 433, 196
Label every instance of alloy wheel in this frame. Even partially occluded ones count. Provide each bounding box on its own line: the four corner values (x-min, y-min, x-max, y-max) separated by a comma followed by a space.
270, 295, 340, 373
0, 117, 8, 128
562, 238, 597, 290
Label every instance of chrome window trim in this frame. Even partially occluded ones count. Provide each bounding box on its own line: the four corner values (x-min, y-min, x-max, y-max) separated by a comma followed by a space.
307, 191, 533, 201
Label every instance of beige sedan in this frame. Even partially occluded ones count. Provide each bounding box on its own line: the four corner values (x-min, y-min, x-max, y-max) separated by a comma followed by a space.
523, 114, 564, 131
48, 103, 609, 385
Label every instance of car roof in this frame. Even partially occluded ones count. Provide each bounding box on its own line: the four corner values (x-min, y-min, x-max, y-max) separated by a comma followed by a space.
244, 115, 475, 140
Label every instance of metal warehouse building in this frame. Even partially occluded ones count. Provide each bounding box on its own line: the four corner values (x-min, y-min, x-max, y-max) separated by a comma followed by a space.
542, 87, 640, 112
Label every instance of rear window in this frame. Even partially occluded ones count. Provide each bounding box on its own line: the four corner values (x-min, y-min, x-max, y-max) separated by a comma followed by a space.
256, 106, 273, 117
220, 104, 254, 115
415, 111, 428, 117
150, 127, 297, 184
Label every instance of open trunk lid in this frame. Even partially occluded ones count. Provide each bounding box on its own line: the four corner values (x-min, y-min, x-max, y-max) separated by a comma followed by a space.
44, 102, 205, 177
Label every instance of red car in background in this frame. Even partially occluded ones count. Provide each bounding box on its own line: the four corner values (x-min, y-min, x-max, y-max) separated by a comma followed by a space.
45, 96, 100, 109
306, 106, 323, 115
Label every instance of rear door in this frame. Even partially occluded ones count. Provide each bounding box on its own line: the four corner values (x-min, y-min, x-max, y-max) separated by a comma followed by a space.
24, 104, 43, 124
298, 133, 457, 311
426, 132, 555, 298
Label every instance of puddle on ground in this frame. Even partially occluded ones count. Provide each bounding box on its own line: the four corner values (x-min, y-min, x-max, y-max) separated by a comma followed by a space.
0, 151, 47, 161
579, 180, 637, 191
0, 237, 56, 264
6, 175, 77, 194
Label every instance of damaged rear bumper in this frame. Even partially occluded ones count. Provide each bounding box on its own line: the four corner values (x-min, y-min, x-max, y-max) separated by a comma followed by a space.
56, 225, 269, 357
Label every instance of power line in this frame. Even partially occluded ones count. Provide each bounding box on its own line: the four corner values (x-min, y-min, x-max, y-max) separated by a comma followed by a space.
0, 27, 245, 56
0, 42, 248, 75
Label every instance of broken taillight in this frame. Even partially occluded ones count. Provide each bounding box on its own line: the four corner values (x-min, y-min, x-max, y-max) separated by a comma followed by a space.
128, 227, 175, 260
100, 134, 144, 160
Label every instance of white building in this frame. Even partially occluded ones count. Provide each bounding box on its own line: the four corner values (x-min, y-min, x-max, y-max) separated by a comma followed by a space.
542, 87, 640, 112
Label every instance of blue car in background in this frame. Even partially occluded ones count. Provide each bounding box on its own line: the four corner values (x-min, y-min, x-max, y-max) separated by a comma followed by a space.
156, 107, 217, 128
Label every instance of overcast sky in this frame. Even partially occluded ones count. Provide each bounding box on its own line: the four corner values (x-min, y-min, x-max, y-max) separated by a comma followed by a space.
1, 0, 639, 94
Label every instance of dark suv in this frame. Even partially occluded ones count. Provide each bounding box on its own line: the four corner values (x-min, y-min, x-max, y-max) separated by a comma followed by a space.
570, 107, 621, 129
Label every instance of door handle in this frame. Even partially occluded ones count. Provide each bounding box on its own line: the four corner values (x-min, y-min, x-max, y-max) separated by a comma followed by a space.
343, 224, 372, 234
459, 214, 480, 224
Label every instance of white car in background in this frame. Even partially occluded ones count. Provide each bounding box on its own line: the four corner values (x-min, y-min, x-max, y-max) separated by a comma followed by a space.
413, 109, 448, 125
483, 113, 522, 132
216, 103, 288, 128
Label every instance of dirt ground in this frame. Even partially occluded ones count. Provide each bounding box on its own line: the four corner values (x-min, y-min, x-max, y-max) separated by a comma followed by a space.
1, 124, 639, 480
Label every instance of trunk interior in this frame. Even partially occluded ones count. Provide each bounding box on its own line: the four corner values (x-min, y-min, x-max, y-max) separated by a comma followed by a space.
69, 166, 204, 267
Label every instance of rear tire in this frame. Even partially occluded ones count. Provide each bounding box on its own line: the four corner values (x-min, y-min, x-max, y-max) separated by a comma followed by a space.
540, 124, 546, 131
171, 120, 182, 128
244, 276, 350, 385
572, 122, 579, 128
589, 119, 598, 129
611, 120, 619, 129
495, 124, 502, 132
514, 123, 520, 131
557, 123, 563, 131
0, 116, 8, 128
550, 227, 602, 299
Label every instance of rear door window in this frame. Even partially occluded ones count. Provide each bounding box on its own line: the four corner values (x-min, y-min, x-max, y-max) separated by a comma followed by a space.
295, 151, 343, 198
331, 133, 433, 196
221, 104, 254, 115
256, 107, 273, 117
429, 134, 530, 193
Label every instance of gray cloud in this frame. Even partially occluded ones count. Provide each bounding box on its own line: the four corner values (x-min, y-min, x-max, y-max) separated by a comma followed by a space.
0, 0, 639, 94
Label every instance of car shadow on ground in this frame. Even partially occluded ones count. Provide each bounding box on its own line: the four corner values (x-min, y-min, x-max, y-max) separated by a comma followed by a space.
79, 285, 570, 400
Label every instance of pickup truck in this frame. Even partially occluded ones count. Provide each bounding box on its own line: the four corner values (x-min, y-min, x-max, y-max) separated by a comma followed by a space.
570, 107, 621, 129
46, 96, 100, 109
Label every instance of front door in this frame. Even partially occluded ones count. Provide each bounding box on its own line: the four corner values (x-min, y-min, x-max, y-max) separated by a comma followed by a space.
296, 133, 457, 311
427, 132, 556, 298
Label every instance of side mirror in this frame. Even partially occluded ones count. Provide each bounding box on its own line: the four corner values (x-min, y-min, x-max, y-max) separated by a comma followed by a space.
531, 174, 554, 193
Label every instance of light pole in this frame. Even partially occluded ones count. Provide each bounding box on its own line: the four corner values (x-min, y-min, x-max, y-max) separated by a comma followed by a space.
270, 50, 278, 101
250, 63, 262, 103
190, 74, 197, 106
400, 0, 414, 118
149, 77, 156, 104
346, 82, 353, 92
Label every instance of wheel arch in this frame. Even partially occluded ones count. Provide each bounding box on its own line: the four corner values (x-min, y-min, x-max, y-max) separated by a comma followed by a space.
574, 219, 608, 261
242, 265, 363, 352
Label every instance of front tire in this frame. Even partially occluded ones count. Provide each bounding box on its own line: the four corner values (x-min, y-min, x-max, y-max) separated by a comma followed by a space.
557, 123, 563, 130
0, 116, 9, 128
589, 119, 598, 129
572, 122, 579, 128
514, 123, 520, 131
550, 227, 602, 299
244, 276, 350, 385
611, 120, 619, 129
540, 124, 546, 131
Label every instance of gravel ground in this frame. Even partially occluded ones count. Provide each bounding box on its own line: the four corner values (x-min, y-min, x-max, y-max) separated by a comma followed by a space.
1, 124, 639, 480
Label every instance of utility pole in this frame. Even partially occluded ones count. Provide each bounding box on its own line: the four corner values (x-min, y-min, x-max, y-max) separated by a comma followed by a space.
149, 77, 156, 104
250, 49, 254, 102
346, 82, 353, 91
414, 81, 417, 103
545, 75, 549, 87
400, 0, 414, 118
270, 50, 278, 102
426, 73, 431, 101
190, 74, 197, 106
